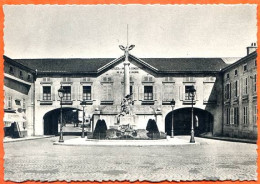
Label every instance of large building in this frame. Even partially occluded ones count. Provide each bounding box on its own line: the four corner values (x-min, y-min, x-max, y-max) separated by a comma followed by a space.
3, 44, 258, 140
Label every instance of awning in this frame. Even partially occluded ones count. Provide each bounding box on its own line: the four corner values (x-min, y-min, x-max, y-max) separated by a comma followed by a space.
4, 112, 26, 127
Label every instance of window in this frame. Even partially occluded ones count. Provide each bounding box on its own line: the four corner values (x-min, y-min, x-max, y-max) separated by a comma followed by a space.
102, 85, 113, 101
7, 96, 12, 109
253, 74, 257, 93
234, 69, 238, 76
163, 85, 174, 101
164, 77, 174, 82
243, 64, 247, 72
243, 77, 248, 95
63, 86, 71, 101
226, 108, 230, 125
226, 73, 230, 79
255, 59, 257, 67
253, 105, 257, 125
42, 77, 51, 82
22, 99, 26, 109
234, 81, 238, 97
130, 86, 133, 95
83, 86, 91, 100
15, 99, 21, 106
102, 76, 113, 82
143, 76, 153, 82
185, 85, 195, 100
243, 106, 248, 125
144, 86, 153, 100
62, 77, 71, 82
225, 83, 231, 99
43, 86, 51, 101
9, 66, 14, 74
184, 77, 195, 82
27, 74, 31, 81
19, 71, 23, 79
234, 107, 239, 125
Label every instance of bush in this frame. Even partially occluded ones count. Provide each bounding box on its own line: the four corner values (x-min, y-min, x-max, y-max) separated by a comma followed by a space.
106, 128, 121, 139
93, 119, 107, 139
146, 119, 159, 133
135, 129, 149, 139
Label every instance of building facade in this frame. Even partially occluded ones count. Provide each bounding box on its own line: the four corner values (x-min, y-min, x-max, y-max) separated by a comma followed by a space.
3, 45, 258, 140
222, 44, 257, 139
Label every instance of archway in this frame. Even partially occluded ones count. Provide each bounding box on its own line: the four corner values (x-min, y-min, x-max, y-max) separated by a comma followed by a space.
43, 107, 81, 135
165, 108, 213, 136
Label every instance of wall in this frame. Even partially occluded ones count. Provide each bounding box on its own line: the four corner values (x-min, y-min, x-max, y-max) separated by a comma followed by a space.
34, 60, 222, 136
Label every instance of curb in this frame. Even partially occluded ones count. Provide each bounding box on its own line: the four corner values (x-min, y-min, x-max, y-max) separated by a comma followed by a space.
3, 135, 55, 143
53, 137, 201, 146
200, 136, 256, 144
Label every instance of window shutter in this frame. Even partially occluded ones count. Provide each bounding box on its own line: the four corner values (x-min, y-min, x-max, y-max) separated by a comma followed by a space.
138, 86, 144, 101
91, 86, 95, 100
133, 85, 138, 101
194, 86, 198, 100
4, 92, 7, 109
108, 85, 113, 100
171, 85, 175, 100
51, 86, 55, 101
78, 85, 82, 101
179, 86, 183, 101
102, 85, 107, 101
153, 86, 158, 100
231, 108, 234, 124
72, 85, 76, 101
56, 86, 60, 101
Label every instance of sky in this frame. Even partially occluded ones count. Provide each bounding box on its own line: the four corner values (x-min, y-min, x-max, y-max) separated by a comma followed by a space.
3, 4, 257, 59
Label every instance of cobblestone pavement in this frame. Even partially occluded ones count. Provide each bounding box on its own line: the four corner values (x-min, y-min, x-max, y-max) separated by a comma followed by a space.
4, 136, 257, 182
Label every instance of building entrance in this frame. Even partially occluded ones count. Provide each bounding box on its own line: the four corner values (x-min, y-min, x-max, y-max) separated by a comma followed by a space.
43, 107, 82, 135
165, 108, 213, 136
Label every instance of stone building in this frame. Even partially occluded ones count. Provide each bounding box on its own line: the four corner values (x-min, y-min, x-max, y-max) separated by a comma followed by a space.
221, 43, 257, 139
2, 44, 258, 140
3, 55, 35, 137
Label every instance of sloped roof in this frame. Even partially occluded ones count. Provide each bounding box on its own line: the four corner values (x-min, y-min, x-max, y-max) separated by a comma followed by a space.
14, 58, 116, 73
8, 54, 228, 74
135, 57, 228, 73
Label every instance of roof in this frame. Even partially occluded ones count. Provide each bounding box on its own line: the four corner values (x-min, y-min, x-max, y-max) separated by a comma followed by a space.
6, 54, 229, 74
221, 51, 257, 72
138, 57, 228, 73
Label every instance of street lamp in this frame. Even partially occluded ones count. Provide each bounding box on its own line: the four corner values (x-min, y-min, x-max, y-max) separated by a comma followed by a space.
170, 99, 176, 138
189, 86, 196, 143
81, 101, 87, 138
58, 85, 65, 142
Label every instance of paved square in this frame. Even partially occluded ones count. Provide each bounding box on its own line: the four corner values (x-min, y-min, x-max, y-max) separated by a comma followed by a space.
4, 136, 257, 182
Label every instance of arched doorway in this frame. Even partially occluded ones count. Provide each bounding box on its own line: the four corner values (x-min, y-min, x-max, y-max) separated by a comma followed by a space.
165, 108, 213, 136
43, 107, 80, 135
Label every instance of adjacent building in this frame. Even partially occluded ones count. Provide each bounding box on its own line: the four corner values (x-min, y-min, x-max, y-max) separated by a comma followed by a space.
222, 43, 257, 139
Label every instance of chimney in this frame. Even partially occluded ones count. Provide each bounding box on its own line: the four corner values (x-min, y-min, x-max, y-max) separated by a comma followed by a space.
246, 42, 257, 55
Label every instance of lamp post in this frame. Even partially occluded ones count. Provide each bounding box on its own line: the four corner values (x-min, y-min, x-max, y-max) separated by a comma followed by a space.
58, 85, 65, 142
170, 99, 175, 138
189, 86, 196, 143
81, 101, 87, 138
